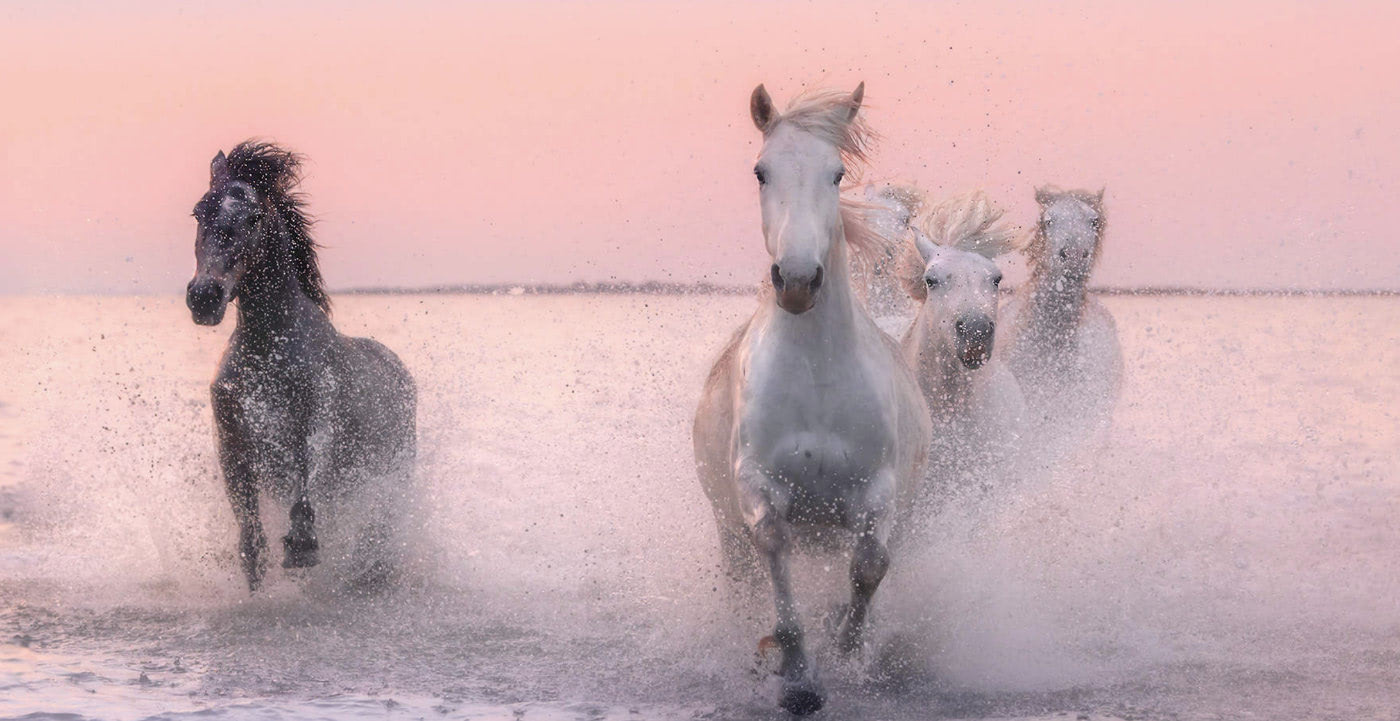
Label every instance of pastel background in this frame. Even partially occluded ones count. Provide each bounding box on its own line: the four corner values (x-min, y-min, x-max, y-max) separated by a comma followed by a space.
2, 0, 1396, 293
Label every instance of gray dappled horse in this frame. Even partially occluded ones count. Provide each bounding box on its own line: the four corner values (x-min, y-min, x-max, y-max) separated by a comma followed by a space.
186, 141, 415, 591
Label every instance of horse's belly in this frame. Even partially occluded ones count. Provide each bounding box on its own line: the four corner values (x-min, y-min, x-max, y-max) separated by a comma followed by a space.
757, 430, 888, 525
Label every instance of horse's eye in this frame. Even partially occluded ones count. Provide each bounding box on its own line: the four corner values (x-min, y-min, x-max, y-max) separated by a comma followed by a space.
754, 168, 766, 186
925, 276, 939, 289
1090, 217, 1102, 231
834, 169, 845, 186
992, 274, 1003, 287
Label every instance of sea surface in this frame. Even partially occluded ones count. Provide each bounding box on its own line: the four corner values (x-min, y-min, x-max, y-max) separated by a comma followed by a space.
1, 293, 1397, 720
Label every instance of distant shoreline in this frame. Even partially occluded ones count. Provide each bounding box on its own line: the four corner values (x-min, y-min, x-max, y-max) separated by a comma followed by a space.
335, 282, 1400, 298
3, 284, 1398, 298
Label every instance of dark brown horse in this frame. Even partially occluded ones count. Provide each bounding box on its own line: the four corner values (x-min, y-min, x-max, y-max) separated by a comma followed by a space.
187, 141, 416, 591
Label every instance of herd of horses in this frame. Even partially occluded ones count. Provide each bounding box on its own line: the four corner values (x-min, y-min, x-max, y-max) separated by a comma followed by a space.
185, 83, 1121, 715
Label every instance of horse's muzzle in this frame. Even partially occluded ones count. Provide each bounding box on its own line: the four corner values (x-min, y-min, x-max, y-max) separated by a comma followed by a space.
955, 315, 995, 369
187, 278, 228, 326
772, 263, 823, 315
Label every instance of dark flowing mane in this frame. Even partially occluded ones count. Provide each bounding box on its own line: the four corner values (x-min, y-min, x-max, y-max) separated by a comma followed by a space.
223, 140, 330, 313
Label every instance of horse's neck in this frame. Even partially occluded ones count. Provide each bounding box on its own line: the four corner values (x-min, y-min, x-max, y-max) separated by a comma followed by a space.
234, 229, 330, 338
1026, 263, 1088, 345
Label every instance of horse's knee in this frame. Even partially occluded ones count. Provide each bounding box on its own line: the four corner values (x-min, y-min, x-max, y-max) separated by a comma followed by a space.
773, 619, 804, 651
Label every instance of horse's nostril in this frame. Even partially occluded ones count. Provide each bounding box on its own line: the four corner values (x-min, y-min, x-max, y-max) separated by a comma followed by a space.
810, 266, 824, 291
955, 320, 966, 334
187, 280, 225, 317
770, 264, 784, 291
1059, 248, 1070, 260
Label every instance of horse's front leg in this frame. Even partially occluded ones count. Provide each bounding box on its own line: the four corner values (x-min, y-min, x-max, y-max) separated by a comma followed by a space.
222, 457, 268, 590
836, 468, 896, 654
282, 403, 327, 569
214, 390, 268, 590
738, 459, 825, 716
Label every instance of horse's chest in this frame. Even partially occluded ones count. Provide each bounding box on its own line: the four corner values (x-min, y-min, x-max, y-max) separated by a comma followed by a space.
214, 359, 335, 449
739, 345, 895, 482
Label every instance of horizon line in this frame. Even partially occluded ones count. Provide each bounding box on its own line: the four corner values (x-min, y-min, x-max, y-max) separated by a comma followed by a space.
336, 282, 1400, 298
3, 282, 1399, 298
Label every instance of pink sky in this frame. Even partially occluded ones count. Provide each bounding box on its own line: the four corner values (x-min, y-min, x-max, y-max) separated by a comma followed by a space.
1, 0, 1397, 293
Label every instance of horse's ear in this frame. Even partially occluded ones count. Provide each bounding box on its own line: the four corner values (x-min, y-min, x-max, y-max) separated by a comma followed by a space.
1034, 186, 1055, 206
210, 150, 229, 186
751, 84, 776, 132
847, 81, 865, 123
1094, 187, 1106, 207
914, 229, 938, 263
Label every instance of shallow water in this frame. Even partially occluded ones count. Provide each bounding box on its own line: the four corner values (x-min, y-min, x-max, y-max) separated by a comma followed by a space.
1, 293, 1398, 720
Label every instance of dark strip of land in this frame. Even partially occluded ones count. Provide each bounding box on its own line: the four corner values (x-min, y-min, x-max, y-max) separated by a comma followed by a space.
336, 282, 1400, 297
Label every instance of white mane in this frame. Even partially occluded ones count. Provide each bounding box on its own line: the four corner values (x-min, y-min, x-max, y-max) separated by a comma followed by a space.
883, 187, 1025, 300
921, 190, 1026, 258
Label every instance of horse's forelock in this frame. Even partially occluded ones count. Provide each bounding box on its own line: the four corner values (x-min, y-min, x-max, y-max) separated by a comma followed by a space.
921, 190, 1025, 260
220, 140, 330, 313
768, 88, 875, 177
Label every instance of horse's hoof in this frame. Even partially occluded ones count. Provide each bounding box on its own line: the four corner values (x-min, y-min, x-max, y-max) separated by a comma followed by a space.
282, 535, 320, 569
779, 679, 825, 716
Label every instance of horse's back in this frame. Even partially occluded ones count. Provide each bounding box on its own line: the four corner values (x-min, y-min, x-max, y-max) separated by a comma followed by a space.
331, 334, 417, 472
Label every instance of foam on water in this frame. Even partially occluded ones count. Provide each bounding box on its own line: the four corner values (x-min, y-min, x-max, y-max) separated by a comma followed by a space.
1, 294, 1398, 720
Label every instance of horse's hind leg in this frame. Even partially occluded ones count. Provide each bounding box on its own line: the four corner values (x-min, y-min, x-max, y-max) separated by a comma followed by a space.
344, 470, 409, 594
717, 516, 760, 583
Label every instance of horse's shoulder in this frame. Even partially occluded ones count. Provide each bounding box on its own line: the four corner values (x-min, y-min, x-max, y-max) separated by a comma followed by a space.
703, 316, 753, 388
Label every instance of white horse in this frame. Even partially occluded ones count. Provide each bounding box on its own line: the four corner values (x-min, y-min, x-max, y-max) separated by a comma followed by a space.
692, 83, 931, 716
1000, 186, 1123, 450
894, 190, 1029, 515
858, 182, 926, 322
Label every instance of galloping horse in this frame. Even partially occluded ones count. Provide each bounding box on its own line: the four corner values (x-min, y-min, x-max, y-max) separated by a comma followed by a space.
186, 141, 416, 591
894, 190, 1028, 512
692, 85, 931, 715
1000, 186, 1122, 449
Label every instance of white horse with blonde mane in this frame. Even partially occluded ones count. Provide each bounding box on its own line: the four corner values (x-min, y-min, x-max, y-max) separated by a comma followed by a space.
692, 83, 930, 716
892, 190, 1029, 513
1000, 186, 1123, 450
